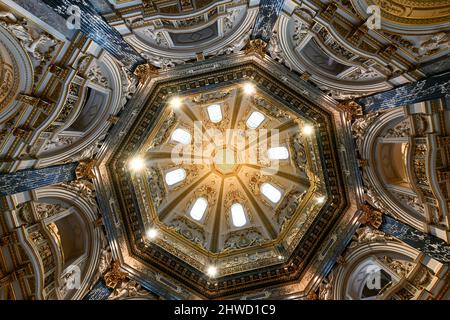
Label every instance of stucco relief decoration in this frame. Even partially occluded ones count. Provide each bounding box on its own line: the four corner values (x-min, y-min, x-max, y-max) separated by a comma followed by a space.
276, 191, 307, 230
104, 261, 128, 289
223, 228, 266, 251
150, 111, 177, 149
62, 179, 97, 208
0, 12, 56, 62
348, 226, 396, 249
144, 168, 164, 210
351, 112, 379, 151
168, 216, 207, 248
34, 202, 66, 220
0, 48, 15, 110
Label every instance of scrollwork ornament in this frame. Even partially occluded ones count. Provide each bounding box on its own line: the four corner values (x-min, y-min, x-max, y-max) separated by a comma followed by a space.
76, 159, 97, 181
244, 39, 268, 59
359, 204, 383, 229
104, 261, 128, 289
134, 63, 159, 83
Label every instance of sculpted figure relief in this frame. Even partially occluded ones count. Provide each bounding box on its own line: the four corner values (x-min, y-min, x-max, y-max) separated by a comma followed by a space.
0, 12, 56, 61
351, 112, 379, 151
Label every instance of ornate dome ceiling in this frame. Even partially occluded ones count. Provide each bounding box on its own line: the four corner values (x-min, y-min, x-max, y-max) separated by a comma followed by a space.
97, 53, 349, 299
135, 81, 325, 266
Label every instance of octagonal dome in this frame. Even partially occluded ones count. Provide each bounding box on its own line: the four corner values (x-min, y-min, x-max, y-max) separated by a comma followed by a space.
135, 82, 325, 258
97, 53, 347, 299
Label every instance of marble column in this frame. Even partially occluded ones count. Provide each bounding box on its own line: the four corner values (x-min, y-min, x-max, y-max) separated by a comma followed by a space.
380, 215, 450, 265
83, 279, 112, 300
0, 162, 78, 196
357, 71, 450, 113
40, 0, 145, 70
251, 0, 285, 42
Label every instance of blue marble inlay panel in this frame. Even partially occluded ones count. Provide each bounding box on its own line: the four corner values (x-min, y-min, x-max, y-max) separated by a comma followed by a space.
41, 0, 145, 70
251, 0, 285, 42
380, 215, 450, 264
0, 162, 78, 196
83, 279, 112, 300
357, 71, 450, 113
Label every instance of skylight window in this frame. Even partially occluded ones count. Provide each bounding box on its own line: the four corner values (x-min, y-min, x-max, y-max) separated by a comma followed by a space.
190, 197, 208, 221
231, 203, 247, 227
260, 183, 282, 204
171, 128, 191, 145
207, 104, 223, 123
246, 111, 265, 129
268, 147, 289, 160
165, 168, 186, 186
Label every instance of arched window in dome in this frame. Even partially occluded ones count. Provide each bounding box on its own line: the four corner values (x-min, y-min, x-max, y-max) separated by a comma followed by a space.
231, 203, 247, 227
165, 168, 186, 186
171, 128, 192, 145
190, 197, 208, 221
207, 104, 223, 123
268, 146, 289, 160
260, 183, 283, 204
246, 111, 265, 129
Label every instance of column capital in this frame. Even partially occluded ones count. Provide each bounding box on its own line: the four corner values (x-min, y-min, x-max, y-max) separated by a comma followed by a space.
134, 63, 159, 83
244, 39, 268, 59
359, 204, 383, 229
337, 100, 363, 120
76, 159, 97, 180
104, 261, 128, 289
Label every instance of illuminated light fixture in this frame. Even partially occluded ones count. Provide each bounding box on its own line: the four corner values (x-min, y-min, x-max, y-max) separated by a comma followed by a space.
302, 124, 314, 135
231, 203, 247, 227
190, 197, 208, 221
171, 128, 192, 145
268, 147, 289, 160
316, 196, 326, 204
246, 111, 265, 129
207, 266, 217, 278
207, 104, 223, 123
129, 157, 145, 171
243, 82, 256, 95
278, 255, 284, 261
165, 168, 187, 186
261, 183, 283, 204
169, 97, 182, 109
147, 228, 158, 240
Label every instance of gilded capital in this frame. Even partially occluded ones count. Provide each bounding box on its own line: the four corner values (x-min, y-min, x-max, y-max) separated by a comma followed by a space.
244, 39, 268, 59
134, 63, 159, 83
359, 204, 383, 229
104, 261, 128, 289
76, 159, 97, 180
